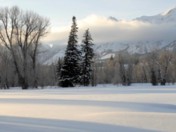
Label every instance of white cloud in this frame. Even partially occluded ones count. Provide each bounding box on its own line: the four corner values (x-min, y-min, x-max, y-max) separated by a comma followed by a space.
43, 14, 176, 45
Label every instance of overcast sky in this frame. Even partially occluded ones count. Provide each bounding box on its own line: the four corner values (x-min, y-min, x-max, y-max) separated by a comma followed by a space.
1, 0, 176, 27
1, 0, 176, 44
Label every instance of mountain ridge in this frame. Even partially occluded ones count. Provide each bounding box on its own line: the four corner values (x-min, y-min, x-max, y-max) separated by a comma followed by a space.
41, 7, 176, 65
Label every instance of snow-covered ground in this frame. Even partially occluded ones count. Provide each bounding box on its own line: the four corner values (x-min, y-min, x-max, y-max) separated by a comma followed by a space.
0, 84, 176, 132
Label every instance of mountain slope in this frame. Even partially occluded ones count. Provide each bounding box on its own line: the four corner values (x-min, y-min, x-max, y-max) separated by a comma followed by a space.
136, 7, 176, 24
41, 7, 176, 65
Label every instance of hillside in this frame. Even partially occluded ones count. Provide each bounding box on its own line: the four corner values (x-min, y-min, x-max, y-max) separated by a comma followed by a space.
41, 7, 176, 65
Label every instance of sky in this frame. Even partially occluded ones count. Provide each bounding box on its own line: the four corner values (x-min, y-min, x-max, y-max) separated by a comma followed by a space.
1, 0, 176, 27
0, 0, 176, 44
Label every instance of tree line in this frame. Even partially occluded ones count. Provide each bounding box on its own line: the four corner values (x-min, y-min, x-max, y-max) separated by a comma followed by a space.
94, 50, 176, 86
0, 6, 175, 89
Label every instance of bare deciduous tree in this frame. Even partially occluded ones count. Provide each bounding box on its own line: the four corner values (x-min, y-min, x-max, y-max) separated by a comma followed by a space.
158, 50, 173, 85
0, 6, 49, 89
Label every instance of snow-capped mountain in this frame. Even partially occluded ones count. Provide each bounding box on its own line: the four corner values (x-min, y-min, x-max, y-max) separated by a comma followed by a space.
41, 40, 173, 65
108, 16, 118, 22
41, 7, 176, 65
136, 7, 176, 24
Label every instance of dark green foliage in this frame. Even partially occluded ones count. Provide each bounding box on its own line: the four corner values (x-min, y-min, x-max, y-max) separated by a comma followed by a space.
81, 29, 94, 86
59, 16, 81, 87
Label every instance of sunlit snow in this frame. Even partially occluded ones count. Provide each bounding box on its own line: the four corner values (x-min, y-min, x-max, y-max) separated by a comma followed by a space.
0, 84, 176, 132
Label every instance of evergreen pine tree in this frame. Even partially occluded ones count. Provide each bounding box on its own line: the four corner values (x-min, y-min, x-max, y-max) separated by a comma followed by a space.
59, 16, 81, 87
81, 29, 94, 86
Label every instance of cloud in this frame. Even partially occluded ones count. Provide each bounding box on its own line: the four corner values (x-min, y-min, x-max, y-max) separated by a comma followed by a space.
43, 14, 176, 45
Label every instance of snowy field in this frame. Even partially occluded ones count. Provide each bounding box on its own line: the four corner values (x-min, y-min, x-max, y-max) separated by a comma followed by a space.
0, 84, 176, 132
